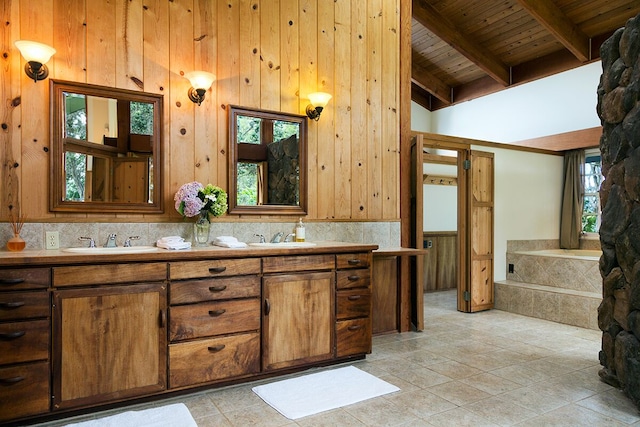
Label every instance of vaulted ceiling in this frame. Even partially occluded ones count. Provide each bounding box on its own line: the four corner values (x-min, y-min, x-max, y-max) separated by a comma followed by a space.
411, 0, 640, 111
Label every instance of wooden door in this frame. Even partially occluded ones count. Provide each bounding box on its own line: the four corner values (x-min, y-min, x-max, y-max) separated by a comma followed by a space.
262, 271, 334, 371
52, 283, 167, 410
458, 150, 494, 312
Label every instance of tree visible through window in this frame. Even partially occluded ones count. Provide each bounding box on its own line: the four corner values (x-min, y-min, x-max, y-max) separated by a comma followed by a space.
582, 149, 602, 233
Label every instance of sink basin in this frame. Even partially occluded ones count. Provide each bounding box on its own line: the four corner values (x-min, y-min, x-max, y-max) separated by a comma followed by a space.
248, 242, 317, 248
63, 246, 160, 254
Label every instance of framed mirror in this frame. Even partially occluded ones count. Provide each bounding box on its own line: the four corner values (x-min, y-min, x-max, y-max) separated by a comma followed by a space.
50, 80, 163, 213
228, 105, 307, 215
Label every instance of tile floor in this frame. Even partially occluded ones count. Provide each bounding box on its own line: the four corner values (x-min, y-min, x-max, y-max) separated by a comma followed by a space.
32, 290, 640, 427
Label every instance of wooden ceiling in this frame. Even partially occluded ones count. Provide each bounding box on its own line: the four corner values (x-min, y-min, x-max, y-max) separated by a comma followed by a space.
411, 0, 640, 111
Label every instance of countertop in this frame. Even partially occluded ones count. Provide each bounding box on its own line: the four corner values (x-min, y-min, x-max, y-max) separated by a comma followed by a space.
0, 241, 380, 267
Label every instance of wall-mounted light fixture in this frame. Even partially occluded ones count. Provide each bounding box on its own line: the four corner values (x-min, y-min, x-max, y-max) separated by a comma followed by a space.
14, 40, 56, 83
184, 71, 216, 106
306, 92, 332, 121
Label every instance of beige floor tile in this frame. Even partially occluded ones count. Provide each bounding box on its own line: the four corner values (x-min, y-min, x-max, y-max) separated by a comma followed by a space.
515, 403, 629, 427
425, 407, 500, 427
383, 389, 457, 419
464, 396, 538, 425
427, 360, 483, 380
576, 389, 640, 424
427, 380, 492, 406
295, 408, 366, 427
460, 372, 521, 395
343, 396, 426, 426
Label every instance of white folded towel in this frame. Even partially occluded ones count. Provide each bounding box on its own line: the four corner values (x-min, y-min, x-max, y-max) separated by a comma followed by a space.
156, 236, 191, 250
213, 236, 247, 248
213, 241, 248, 248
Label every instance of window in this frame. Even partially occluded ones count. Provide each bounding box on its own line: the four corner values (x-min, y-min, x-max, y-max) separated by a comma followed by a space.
582, 149, 602, 234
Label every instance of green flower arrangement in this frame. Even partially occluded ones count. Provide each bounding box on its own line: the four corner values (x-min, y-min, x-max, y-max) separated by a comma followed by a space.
174, 181, 228, 219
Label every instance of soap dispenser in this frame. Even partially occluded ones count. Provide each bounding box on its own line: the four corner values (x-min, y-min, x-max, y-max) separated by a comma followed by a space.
295, 218, 305, 242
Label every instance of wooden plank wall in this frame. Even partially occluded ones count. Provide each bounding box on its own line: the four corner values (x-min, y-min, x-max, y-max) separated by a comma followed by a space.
1, 0, 400, 222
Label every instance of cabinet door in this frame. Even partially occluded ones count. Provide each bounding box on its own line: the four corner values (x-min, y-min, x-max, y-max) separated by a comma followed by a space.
52, 283, 167, 410
262, 272, 334, 371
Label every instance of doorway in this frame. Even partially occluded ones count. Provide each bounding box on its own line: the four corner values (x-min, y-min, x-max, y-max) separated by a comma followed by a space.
410, 132, 495, 327
422, 149, 458, 309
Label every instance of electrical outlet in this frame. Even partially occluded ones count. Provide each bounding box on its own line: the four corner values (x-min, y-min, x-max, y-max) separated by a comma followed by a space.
46, 231, 60, 250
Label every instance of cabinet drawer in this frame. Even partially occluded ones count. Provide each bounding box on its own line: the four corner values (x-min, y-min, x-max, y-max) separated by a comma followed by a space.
0, 319, 49, 365
263, 254, 334, 273
336, 318, 372, 357
0, 268, 50, 290
0, 361, 50, 422
169, 298, 260, 341
170, 276, 260, 304
336, 253, 371, 269
336, 269, 370, 290
53, 263, 167, 287
0, 291, 49, 321
169, 332, 260, 388
170, 259, 261, 280
336, 289, 371, 320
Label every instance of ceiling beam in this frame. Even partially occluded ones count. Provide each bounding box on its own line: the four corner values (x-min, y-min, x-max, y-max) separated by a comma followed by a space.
411, 55, 451, 104
516, 0, 590, 62
411, 83, 432, 111
411, 0, 510, 86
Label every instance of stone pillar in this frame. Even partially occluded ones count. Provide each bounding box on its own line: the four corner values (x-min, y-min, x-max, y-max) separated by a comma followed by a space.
597, 13, 640, 408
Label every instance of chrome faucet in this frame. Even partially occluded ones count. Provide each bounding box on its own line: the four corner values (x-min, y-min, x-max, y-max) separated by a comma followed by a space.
123, 236, 140, 247
284, 233, 295, 242
270, 232, 284, 243
79, 236, 96, 248
104, 233, 117, 248
254, 234, 266, 243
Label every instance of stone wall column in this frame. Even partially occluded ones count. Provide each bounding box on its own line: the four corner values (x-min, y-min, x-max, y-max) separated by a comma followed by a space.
597, 13, 640, 408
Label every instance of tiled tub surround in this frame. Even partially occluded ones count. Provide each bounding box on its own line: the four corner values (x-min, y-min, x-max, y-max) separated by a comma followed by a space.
496, 240, 602, 330
0, 221, 401, 251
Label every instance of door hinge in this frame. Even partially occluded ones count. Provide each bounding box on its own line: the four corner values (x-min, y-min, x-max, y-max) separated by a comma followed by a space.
463, 159, 471, 170
463, 291, 470, 301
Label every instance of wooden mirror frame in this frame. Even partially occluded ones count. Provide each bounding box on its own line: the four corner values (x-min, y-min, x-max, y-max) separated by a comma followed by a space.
50, 80, 164, 213
228, 105, 308, 215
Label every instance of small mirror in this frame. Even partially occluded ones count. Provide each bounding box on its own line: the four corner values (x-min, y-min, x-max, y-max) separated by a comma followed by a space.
228, 105, 307, 215
50, 80, 163, 213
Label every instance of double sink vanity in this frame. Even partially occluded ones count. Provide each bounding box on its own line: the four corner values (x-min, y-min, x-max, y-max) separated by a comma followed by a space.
0, 241, 378, 424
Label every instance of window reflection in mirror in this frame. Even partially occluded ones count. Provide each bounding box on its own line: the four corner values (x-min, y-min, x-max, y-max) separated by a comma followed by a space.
229, 105, 307, 215
51, 80, 163, 213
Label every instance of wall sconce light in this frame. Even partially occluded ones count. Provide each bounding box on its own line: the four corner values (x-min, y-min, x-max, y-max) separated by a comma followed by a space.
184, 71, 216, 106
306, 92, 332, 121
14, 40, 56, 83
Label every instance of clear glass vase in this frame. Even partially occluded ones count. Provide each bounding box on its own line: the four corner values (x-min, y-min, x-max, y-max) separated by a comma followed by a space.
194, 212, 210, 246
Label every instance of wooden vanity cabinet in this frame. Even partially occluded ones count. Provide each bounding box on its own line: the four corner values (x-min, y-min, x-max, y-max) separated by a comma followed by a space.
262, 255, 335, 371
51, 264, 168, 411
168, 259, 261, 389
335, 253, 373, 357
0, 268, 51, 422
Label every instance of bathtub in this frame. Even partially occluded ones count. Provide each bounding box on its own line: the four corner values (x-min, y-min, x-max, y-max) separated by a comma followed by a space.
507, 248, 602, 293
514, 249, 602, 261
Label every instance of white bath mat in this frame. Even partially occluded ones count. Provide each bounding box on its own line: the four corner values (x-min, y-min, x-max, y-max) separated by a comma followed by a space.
63, 403, 197, 427
252, 365, 400, 420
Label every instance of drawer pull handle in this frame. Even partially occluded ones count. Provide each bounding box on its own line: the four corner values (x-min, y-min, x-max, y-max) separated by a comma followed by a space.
208, 267, 227, 274
347, 275, 360, 281
0, 301, 25, 309
208, 345, 226, 352
159, 309, 166, 328
0, 376, 24, 385
209, 285, 227, 292
347, 325, 362, 331
348, 295, 362, 301
208, 309, 226, 317
347, 259, 362, 265
0, 278, 25, 286
0, 331, 26, 340
264, 299, 271, 316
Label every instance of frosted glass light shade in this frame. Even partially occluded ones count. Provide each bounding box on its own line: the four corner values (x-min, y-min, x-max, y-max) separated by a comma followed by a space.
184, 71, 216, 90
15, 40, 56, 64
308, 92, 332, 108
